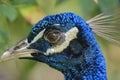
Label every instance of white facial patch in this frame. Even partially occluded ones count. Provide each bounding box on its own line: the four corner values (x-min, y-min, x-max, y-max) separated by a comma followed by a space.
46, 27, 79, 55
30, 29, 46, 44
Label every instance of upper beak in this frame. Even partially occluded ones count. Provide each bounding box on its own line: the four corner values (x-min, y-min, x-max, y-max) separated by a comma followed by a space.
0, 38, 39, 62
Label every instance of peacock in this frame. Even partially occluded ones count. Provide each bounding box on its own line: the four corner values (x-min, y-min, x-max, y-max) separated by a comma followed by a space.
1, 12, 120, 80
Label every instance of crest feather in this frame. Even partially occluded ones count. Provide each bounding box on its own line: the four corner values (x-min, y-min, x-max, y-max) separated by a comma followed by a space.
87, 13, 120, 44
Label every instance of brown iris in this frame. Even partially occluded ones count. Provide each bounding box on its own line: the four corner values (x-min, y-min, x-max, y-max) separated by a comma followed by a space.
44, 30, 64, 44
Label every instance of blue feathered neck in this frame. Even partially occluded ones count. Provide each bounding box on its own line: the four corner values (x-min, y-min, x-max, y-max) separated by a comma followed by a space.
64, 24, 107, 80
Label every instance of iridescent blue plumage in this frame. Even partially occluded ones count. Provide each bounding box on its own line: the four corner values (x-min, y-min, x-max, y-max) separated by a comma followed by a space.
25, 12, 107, 80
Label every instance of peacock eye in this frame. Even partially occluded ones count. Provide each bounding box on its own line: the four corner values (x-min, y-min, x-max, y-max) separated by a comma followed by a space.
44, 30, 65, 44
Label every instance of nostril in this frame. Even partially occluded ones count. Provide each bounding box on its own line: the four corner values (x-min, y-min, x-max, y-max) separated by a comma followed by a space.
13, 41, 28, 51
14, 46, 20, 50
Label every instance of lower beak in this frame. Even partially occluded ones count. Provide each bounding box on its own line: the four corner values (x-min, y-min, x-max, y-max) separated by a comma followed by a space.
0, 38, 39, 62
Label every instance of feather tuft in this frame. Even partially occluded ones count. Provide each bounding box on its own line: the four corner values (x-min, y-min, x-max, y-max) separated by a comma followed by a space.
87, 13, 120, 44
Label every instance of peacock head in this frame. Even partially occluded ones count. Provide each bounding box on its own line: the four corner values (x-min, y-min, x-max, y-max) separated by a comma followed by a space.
1, 12, 99, 73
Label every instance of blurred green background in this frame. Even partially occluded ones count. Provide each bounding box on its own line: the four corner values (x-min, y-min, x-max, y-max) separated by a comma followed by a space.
0, 0, 120, 80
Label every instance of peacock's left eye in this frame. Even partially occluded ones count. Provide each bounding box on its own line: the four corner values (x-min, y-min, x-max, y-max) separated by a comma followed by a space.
44, 30, 65, 44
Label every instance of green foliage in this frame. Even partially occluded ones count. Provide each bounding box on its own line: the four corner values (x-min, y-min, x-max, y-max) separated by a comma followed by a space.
36, 0, 56, 14
0, 4, 17, 21
98, 0, 119, 12
10, 0, 36, 5
0, 30, 8, 53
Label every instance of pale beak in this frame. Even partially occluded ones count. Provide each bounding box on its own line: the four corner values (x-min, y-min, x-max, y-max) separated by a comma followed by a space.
0, 38, 39, 62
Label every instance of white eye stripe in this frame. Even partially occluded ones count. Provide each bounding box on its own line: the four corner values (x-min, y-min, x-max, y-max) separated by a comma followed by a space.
30, 29, 46, 44
46, 27, 79, 55
29, 27, 79, 56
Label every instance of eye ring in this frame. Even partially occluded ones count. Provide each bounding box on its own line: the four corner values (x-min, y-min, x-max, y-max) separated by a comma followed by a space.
44, 30, 65, 44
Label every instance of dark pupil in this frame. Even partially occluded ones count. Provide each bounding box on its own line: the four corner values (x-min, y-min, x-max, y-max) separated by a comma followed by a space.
46, 31, 61, 43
